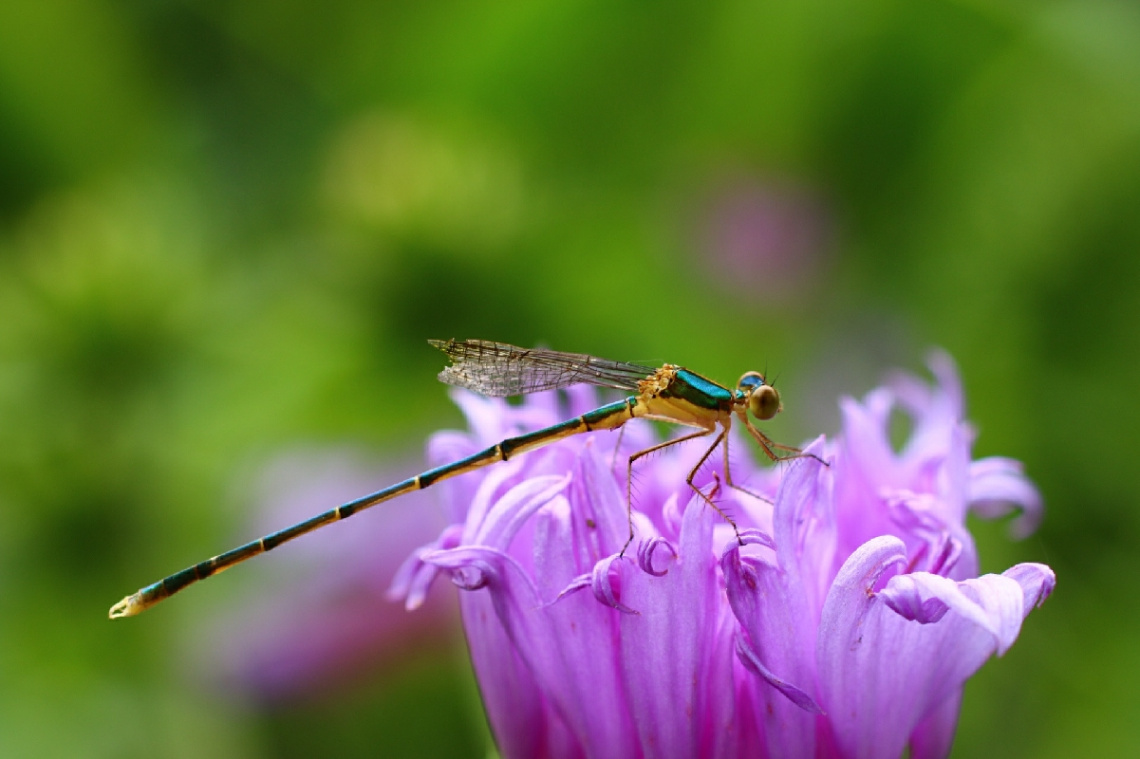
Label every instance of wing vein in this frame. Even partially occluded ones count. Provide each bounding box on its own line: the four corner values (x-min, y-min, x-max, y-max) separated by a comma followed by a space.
429, 339, 654, 397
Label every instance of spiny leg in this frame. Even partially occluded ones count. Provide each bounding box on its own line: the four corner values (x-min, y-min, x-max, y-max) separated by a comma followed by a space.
621, 428, 713, 556
609, 424, 628, 471
719, 424, 775, 506
682, 427, 744, 545
739, 413, 829, 467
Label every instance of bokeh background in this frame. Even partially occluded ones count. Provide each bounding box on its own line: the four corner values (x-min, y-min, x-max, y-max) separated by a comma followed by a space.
2, 1, 1137, 757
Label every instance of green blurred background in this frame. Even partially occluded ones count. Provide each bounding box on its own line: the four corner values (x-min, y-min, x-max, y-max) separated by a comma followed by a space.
1, 1, 1137, 757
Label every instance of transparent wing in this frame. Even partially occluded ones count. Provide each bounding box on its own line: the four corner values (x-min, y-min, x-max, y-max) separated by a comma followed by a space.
429, 339, 654, 397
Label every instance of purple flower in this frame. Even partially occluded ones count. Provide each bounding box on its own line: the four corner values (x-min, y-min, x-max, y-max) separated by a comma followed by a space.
390, 353, 1054, 758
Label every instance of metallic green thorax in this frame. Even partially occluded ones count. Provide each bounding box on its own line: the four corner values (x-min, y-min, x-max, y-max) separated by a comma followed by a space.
660, 369, 735, 410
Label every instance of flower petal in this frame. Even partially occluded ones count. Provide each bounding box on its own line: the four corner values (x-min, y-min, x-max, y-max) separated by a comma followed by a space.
733, 634, 823, 714
969, 456, 1044, 538
637, 536, 677, 577
529, 500, 642, 756
818, 538, 1053, 759
834, 392, 906, 549
425, 545, 565, 757
465, 473, 569, 548
589, 554, 638, 614
1002, 562, 1057, 615
564, 439, 632, 560
387, 524, 465, 610
890, 350, 970, 469
816, 536, 913, 759
429, 541, 642, 757
880, 572, 1022, 652
772, 442, 835, 619
722, 533, 824, 756
616, 493, 729, 756
908, 690, 961, 759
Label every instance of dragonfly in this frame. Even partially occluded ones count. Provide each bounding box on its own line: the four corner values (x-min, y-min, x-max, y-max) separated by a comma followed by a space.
109, 338, 821, 618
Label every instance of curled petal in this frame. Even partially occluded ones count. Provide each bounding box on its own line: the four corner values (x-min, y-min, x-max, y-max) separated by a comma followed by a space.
425, 551, 495, 591
718, 528, 776, 561
552, 573, 592, 604
735, 635, 823, 714
404, 560, 445, 609
969, 457, 1043, 538
819, 538, 1050, 759
590, 554, 638, 614
880, 566, 1053, 656
452, 564, 493, 591
722, 527, 823, 759
422, 545, 523, 593
387, 544, 431, 605
828, 535, 909, 603
1003, 562, 1057, 615
539, 491, 638, 614
879, 574, 955, 625
637, 537, 677, 577
387, 523, 465, 609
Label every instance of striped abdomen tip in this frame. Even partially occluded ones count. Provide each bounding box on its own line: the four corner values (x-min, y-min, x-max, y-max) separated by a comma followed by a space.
108, 592, 147, 619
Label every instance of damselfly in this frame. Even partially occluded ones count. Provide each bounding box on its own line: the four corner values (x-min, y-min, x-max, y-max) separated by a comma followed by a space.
109, 339, 821, 618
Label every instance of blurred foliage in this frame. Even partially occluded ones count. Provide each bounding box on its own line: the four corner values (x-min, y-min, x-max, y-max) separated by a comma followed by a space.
1, 1, 1138, 757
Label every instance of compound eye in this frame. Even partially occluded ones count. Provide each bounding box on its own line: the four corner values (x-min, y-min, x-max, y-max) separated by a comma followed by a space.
749, 384, 782, 421
737, 371, 764, 392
